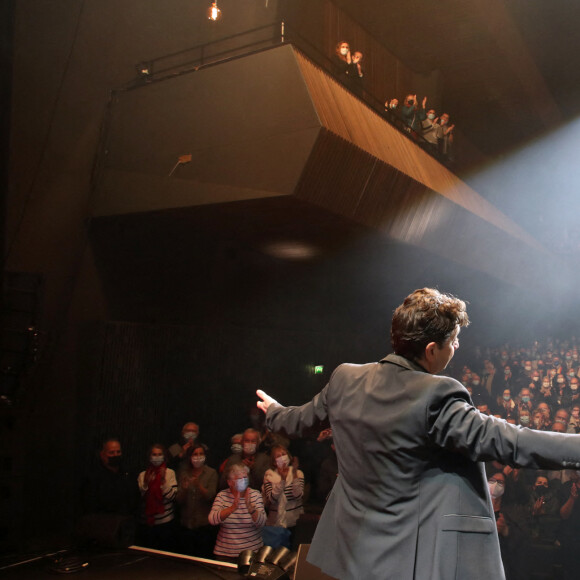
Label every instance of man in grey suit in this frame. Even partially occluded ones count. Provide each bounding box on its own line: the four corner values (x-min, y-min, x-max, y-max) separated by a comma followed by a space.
256, 288, 580, 580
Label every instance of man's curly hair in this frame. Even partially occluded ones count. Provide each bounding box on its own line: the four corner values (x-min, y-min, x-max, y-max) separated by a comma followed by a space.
391, 288, 469, 361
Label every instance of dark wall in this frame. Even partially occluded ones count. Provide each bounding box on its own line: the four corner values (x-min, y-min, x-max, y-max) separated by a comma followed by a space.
82, 206, 559, 479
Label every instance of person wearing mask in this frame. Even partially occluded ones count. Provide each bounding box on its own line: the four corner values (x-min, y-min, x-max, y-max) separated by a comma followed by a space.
255, 287, 580, 580
220, 428, 270, 490
137, 444, 177, 550
568, 404, 580, 433
262, 445, 305, 544
168, 422, 200, 470
400, 94, 427, 135
384, 98, 399, 116
333, 41, 351, 81
177, 443, 218, 557
517, 387, 534, 417
537, 378, 556, 409
421, 108, 440, 151
528, 474, 559, 542
497, 388, 516, 418
219, 433, 243, 475
79, 438, 139, 547
209, 462, 266, 560
81, 438, 138, 517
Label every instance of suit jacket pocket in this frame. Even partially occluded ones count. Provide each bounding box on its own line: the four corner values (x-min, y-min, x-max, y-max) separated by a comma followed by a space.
442, 514, 494, 533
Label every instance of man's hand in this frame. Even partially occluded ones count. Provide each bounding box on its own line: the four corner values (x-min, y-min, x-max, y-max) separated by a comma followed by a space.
256, 389, 278, 414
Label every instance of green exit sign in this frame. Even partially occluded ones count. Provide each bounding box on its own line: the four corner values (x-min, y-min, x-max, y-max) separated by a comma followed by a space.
314, 365, 324, 374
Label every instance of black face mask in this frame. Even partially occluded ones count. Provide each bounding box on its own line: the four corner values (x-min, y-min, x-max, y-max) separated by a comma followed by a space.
407, 100, 414, 106
108, 455, 123, 468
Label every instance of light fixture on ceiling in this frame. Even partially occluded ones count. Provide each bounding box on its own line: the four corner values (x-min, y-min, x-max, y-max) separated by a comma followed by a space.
207, 1, 222, 21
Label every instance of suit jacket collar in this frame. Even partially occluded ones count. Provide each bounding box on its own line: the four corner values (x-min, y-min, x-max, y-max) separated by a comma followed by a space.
381, 353, 429, 374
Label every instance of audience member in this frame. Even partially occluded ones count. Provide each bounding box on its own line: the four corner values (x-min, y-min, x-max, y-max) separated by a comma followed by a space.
220, 428, 270, 490
209, 462, 266, 560
262, 445, 305, 543
333, 41, 351, 80
81, 438, 138, 517
137, 444, 177, 550
176, 443, 218, 557
168, 422, 200, 470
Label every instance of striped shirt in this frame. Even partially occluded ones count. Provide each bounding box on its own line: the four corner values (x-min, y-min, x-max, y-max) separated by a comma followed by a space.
262, 468, 304, 528
209, 488, 266, 557
137, 468, 177, 525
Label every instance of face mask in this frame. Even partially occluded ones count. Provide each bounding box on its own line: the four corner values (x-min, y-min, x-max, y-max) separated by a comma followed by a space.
532, 376, 539, 381
231, 443, 242, 454
569, 373, 575, 378
427, 113, 435, 120
522, 396, 530, 403
520, 416, 530, 425
555, 418, 567, 425
243, 443, 257, 455
150, 456, 164, 467
503, 394, 510, 401
504, 369, 511, 375
542, 383, 550, 389
191, 455, 206, 468
108, 455, 123, 468
275, 455, 290, 469
390, 103, 397, 109
534, 418, 542, 427
184, 431, 198, 441
488, 481, 505, 498
557, 378, 565, 384
525, 366, 532, 371
340, 47, 348, 55
472, 380, 480, 386
235, 477, 249, 493
535, 484, 548, 491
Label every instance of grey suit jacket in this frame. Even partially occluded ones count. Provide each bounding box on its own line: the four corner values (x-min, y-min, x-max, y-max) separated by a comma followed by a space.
265, 354, 580, 580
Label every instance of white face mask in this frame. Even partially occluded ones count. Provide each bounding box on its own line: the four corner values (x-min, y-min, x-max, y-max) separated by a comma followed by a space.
275, 454, 290, 470
184, 431, 198, 441
191, 455, 206, 468
235, 477, 249, 493
243, 443, 257, 455
340, 47, 348, 56
427, 113, 435, 120
231, 443, 242, 454
488, 481, 505, 499
150, 456, 164, 467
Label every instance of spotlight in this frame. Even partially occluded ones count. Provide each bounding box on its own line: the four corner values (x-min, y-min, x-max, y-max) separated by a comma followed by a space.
207, 1, 222, 20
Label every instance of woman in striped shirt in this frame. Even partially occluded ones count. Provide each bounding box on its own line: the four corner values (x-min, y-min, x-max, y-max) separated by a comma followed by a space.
262, 445, 304, 543
137, 443, 177, 550
209, 462, 266, 560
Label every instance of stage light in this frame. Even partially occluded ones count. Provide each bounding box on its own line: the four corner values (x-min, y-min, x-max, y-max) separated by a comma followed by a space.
207, 1, 222, 21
